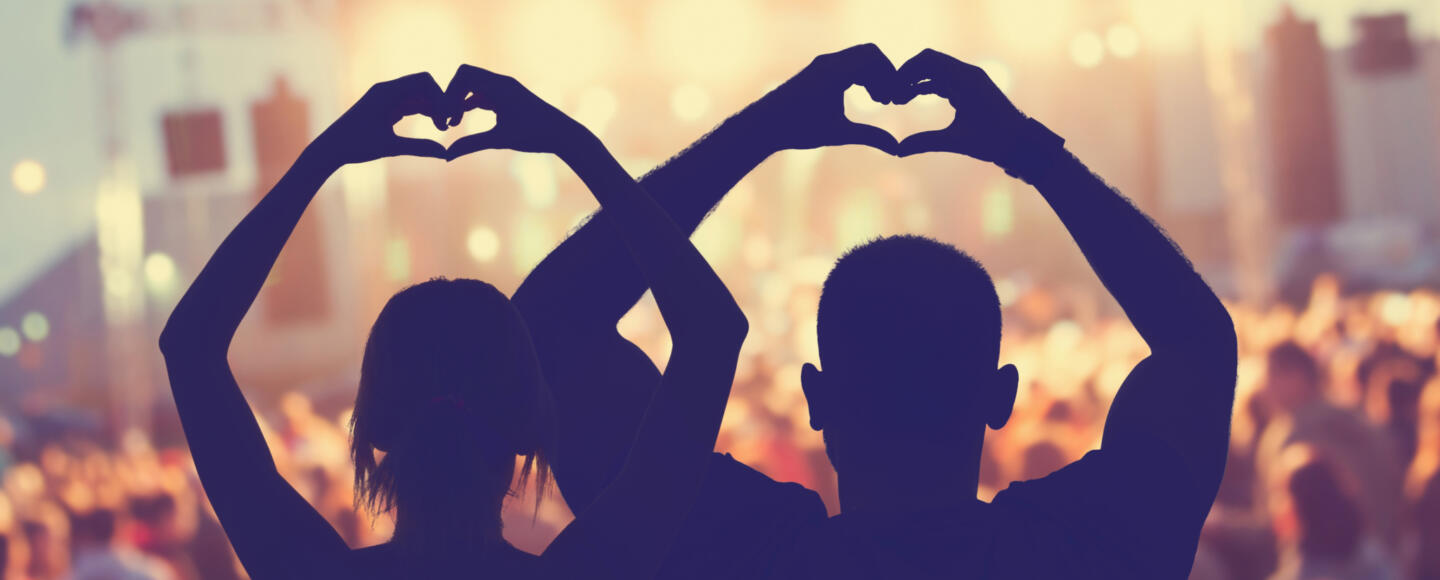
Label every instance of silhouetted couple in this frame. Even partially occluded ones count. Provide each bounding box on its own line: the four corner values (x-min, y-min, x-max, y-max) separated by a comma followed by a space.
161, 44, 1237, 579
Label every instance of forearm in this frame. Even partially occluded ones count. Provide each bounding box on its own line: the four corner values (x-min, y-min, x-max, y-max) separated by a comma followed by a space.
159, 148, 338, 354
559, 132, 749, 342
512, 113, 771, 328
1026, 149, 1234, 355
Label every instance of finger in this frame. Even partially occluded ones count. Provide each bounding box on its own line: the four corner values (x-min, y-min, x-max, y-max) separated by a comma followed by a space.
388, 137, 448, 160
893, 130, 951, 157
897, 48, 972, 87
383, 72, 450, 130
449, 65, 517, 115
817, 44, 897, 102
838, 121, 899, 155
847, 46, 900, 104
890, 80, 928, 105
445, 64, 485, 125
445, 130, 505, 161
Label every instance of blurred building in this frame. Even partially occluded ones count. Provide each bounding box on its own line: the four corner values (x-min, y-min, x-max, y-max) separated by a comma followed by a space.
1264, 7, 1344, 228
1333, 12, 1440, 226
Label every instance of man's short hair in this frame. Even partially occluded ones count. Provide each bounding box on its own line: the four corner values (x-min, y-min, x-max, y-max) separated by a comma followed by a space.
817, 235, 1002, 389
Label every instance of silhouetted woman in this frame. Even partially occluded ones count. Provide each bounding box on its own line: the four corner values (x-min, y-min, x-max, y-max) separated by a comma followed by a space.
159, 67, 748, 579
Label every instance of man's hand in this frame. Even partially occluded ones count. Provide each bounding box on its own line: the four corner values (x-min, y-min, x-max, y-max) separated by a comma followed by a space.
444, 65, 592, 160
891, 49, 1031, 162
310, 72, 450, 166
742, 43, 902, 155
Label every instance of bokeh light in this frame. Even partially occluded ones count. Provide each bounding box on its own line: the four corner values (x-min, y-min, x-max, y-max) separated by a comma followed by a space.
385, 237, 411, 282
0, 327, 19, 357
11, 159, 44, 195
143, 252, 178, 297
466, 225, 501, 263
511, 155, 558, 209
20, 311, 49, 342
982, 186, 1015, 239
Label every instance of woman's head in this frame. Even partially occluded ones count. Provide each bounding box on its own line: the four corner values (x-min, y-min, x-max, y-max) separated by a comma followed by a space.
350, 278, 553, 550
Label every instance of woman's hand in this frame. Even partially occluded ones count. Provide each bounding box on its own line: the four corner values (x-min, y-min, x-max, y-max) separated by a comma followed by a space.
310, 72, 451, 167
443, 65, 592, 160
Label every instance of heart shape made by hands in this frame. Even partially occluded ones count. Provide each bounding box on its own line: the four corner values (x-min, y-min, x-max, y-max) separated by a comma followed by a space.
843, 84, 953, 144
394, 107, 498, 150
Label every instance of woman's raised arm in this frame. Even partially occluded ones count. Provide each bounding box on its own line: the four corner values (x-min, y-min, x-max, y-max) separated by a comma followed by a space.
444, 65, 748, 578
158, 73, 449, 578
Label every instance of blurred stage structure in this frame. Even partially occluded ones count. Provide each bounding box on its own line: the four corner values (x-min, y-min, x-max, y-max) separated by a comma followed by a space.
2, 0, 1440, 444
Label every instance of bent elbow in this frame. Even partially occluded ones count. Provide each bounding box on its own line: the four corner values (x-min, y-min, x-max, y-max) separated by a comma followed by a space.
721, 309, 750, 347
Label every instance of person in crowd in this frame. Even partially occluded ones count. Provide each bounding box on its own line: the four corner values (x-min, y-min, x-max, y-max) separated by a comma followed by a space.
514, 44, 1237, 578
68, 506, 176, 580
1266, 446, 1398, 580
159, 65, 747, 578
1255, 341, 1405, 547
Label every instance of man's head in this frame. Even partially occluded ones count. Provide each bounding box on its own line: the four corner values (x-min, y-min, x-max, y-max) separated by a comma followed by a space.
1263, 341, 1321, 414
802, 235, 1017, 473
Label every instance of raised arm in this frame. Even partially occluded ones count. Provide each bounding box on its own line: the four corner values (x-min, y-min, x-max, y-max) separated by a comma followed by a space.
507, 44, 902, 512
157, 73, 449, 578
895, 50, 1237, 498
443, 65, 750, 578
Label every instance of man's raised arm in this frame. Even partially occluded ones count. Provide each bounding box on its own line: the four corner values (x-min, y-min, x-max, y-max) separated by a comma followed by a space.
895, 49, 1237, 501
509, 44, 901, 512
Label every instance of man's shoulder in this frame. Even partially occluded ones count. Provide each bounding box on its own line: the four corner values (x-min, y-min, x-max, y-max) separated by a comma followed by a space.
702, 452, 828, 517
653, 453, 828, 579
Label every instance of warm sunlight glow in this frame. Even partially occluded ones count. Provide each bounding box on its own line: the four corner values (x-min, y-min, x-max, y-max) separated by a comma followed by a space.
650, 0, 768, 83
350, 2, 465, 91
671, 84, 712, 122
1106, 24, 1142, 59
1069, 32, 1105, 69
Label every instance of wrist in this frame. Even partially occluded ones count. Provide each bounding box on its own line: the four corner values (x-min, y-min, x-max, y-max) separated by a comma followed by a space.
725, 104, 787, 160
993, 117, 1068, 184
296, 143, 345, 176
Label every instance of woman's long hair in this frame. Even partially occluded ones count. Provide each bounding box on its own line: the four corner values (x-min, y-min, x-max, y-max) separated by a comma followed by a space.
349, 278, 553, 560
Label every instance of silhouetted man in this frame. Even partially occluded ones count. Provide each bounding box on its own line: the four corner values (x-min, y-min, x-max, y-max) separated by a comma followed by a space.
514, 46, 1237, 578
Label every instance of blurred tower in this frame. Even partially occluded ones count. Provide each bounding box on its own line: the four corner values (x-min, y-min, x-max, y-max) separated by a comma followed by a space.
1263, 7, 1344, 228
252, 77, 331, 324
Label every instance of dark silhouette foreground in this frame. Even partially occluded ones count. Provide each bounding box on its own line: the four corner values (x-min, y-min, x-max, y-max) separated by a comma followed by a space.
515, 45, 1238, 579
160, 66, 747, 579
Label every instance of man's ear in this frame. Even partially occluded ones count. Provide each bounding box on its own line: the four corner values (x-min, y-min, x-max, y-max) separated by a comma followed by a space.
801, 363, 826, 431
985, 364, 1019, 430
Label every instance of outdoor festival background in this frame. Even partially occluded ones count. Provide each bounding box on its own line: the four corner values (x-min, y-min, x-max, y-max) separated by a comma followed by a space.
4, 1, 1440, 578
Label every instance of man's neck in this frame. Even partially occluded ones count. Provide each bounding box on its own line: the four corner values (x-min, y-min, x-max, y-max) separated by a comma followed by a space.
835, 446, 983, 515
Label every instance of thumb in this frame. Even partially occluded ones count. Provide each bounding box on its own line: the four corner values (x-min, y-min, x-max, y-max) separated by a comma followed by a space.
388, 137, 447, 160
838, 121, 899, 155
445, 131, 506, 161
894, 130, 953, 157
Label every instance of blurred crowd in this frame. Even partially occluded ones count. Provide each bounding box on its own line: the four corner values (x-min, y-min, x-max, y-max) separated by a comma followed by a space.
0, 274, 1437, 580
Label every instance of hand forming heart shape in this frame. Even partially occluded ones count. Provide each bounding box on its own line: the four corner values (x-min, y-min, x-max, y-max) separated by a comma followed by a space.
316, 46, 1031, 169
842, 84, 954, 145
312, 66, 589, 168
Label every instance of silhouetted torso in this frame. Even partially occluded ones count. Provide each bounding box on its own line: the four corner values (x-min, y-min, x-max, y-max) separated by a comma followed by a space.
653, 453, 827, 578
339, 542, 543, 580
774, 444, 1207, 579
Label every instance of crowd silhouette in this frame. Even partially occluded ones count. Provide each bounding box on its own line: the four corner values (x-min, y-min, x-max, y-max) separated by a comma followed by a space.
23, 43, 1439, 579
